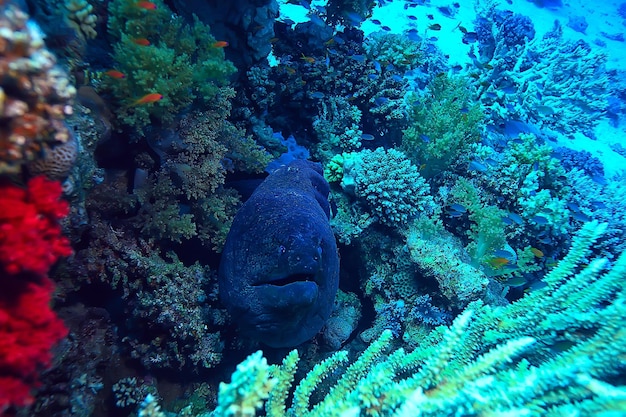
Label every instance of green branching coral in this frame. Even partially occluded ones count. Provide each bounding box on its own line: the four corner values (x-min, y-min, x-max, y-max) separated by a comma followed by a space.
170, 221, 626, 416
106, 0, 236, 135
402, 74, 483, 178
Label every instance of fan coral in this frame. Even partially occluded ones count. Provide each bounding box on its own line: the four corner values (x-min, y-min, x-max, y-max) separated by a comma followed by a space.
0, 4, 76, 175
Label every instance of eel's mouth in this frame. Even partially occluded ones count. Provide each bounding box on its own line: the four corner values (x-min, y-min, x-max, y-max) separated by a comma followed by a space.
253, 272, 316, 287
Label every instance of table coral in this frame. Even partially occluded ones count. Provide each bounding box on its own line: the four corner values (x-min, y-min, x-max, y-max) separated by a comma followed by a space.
0, 4, 76, 175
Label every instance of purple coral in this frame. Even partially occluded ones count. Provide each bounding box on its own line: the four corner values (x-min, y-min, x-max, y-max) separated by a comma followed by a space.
495, 10, 536, 48
409, 295, 450, 326
474, 10, 535, 62
554, 147, 605, 178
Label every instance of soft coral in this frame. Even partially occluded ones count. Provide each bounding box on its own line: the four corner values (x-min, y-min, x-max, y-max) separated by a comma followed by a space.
0, 176, 70, 414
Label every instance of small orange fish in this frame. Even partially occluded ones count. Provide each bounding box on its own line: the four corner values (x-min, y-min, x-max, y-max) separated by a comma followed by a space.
135, 1, 157, 9
105, 70, 126, 79
301, 54, 315, 64
133, 93, 162, 105
530, 247, 544, 258
212, 41, 229, 48
487, 257, 510, 269
133, 38, 151, 46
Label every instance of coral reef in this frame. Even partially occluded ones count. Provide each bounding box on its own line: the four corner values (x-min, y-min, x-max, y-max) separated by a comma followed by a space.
0, 4, 76, 176
402, 74, 484, 178
155, 221, 626, 416
64, 0, 98, 40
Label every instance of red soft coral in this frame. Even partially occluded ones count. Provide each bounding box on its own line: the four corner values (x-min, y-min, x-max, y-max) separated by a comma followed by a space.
0, 176, 72, 276
0, 177, 70, 414
0, 279, 68, 411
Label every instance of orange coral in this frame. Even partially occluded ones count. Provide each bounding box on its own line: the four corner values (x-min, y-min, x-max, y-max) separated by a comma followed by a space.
0, 4, 76, 175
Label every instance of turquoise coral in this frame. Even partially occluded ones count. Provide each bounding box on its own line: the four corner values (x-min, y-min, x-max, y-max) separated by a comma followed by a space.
341, 147, 433, 228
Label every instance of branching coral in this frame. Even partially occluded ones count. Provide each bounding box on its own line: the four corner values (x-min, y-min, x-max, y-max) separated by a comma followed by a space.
0, 4, 76, 175
136, 90, 270, 250
472, 9, 608, 137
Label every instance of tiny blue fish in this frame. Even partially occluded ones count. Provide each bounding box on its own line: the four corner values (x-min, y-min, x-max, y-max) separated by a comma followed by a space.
374, 97, 389, 106
381, 25, 391, 31
572, 212, 591, 222
309, 14, 325, 27
391, 74, 404, 82
531, 215, 549, 225
360, 133, 375, 141
592, 175, 607, 186
468, 160, 487, 172
310, 91, 325, 99
350, 54, 366, 63
419, 134, 430, 143
373, 60, 381, 72
494, 249, 514, 258
591, 200, 607, 209
485, 158, 498, 166
449, 203, 467, 213
567, 202, 580, 212
368, 74, 379, 80
502, 216, 514, 225
507, 212, 523, 225
371, 19, 382, 25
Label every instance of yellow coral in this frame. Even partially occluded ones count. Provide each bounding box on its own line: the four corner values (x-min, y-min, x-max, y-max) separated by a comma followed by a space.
65, 0, 97, 40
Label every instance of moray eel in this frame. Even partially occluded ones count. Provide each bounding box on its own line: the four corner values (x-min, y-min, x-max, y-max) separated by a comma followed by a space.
219, 160, 339, 348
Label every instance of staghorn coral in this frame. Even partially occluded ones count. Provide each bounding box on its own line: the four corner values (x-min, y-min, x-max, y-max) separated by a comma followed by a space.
0, 4, 76, 175
472, 11, 608, 137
